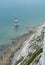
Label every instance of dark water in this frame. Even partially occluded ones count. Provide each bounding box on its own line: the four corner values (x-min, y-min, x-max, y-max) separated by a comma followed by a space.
0, 0, 45, 45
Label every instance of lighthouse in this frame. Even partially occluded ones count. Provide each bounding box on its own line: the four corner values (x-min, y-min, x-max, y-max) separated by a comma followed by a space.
14, 18, 19, 27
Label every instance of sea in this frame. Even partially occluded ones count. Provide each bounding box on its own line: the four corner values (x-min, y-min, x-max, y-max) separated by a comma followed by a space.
0, 0, 45, 45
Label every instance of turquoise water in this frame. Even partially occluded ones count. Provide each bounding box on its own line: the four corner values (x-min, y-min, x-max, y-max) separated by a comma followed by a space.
0, 0, 45, 45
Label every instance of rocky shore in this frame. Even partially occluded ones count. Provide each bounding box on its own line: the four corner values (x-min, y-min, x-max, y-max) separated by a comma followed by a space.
0, 32, 32, 65
0, 23, 45, 65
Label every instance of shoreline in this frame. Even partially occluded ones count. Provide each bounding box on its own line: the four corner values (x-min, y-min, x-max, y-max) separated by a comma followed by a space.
0, 24, 36, 56
0, 32, 30, 56
0, 31, 33, 65
0, 23, 44, 65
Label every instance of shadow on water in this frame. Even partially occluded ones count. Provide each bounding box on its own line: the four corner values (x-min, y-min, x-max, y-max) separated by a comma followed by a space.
14, 26, 19, 38
15, 26, 19, 31
11, 26, 20, 42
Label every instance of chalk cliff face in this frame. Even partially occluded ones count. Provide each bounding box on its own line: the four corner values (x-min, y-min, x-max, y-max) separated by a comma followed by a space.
0, 23, 45, 65
10, 23, 45, 65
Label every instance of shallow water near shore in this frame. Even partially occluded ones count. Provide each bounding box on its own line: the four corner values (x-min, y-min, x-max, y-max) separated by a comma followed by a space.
0, 0, 45, 45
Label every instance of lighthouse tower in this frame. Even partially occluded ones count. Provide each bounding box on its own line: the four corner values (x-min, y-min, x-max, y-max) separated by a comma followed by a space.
14, 18, 19, 27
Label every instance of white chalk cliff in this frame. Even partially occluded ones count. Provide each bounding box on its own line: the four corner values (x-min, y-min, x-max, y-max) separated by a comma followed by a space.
8, 23, 45, 65
0, 23, 45, 65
